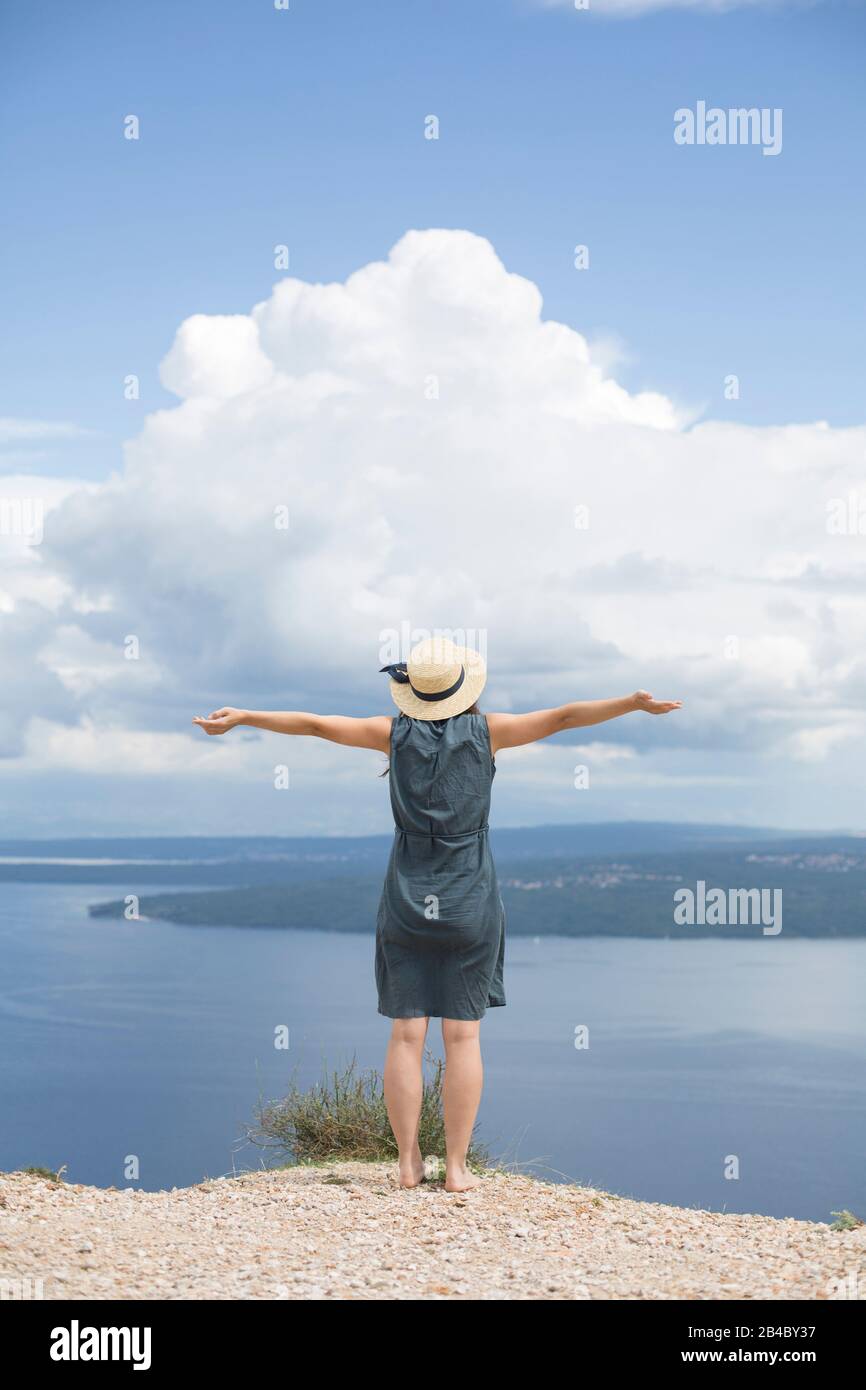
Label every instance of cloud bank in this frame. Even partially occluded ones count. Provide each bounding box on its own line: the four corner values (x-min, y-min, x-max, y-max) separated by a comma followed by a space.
2, 229, 865, 831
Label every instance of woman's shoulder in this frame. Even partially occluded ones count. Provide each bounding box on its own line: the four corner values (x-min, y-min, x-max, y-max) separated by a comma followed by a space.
459, 711, 493, 746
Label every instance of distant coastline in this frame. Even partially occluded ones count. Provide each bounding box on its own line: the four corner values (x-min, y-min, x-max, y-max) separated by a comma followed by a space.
28, 824, 858, 939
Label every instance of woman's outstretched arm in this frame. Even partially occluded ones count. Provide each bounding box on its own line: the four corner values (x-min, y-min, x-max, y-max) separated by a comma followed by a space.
486, 690, 682, 754
192, 707, 392, 752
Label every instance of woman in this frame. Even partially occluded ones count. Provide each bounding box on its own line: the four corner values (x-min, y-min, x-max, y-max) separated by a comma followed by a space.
193, 636, 681, 1192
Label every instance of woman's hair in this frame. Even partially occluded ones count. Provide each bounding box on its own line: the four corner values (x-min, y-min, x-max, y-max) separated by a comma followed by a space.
379, 703, 481, 776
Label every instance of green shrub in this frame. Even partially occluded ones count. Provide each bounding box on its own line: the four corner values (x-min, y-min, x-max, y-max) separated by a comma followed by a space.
21, 1165, 65, 1182
830, 1209, 863, 1231
247, 1052, 487, 1169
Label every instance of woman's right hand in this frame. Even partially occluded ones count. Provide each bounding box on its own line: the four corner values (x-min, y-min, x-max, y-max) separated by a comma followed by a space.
192, 707, 246, 735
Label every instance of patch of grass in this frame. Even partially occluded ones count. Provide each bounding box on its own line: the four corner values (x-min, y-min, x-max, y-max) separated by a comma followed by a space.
247, 1052, 487, 1169
830, 1209, 863, 1231
21, 1165, 65, 1183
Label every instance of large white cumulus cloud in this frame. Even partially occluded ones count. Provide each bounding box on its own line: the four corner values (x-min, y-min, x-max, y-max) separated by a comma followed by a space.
3, 228, 866, 826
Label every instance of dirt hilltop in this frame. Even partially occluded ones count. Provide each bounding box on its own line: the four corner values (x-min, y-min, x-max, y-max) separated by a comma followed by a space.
1, 1163, 863, 1301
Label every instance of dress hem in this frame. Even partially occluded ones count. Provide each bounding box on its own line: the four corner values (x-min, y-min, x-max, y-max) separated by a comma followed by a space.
377, 1000, 506, 1021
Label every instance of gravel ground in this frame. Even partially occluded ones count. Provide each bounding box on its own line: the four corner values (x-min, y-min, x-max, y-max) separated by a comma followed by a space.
1, 1163, 863, 1301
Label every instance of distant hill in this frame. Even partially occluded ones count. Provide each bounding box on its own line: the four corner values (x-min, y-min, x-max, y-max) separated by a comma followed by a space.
86, 839, 866, 938
0, 822, 851, 886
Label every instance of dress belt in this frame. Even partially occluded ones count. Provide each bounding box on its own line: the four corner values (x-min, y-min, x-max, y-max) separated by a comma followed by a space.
396, 824, 489, 840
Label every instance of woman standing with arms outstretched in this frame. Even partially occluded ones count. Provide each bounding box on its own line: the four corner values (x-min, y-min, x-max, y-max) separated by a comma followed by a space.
194, 636, 681, 1193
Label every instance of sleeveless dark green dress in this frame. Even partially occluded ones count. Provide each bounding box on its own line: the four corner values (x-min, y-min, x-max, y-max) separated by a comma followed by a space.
375, 711, 506, 1021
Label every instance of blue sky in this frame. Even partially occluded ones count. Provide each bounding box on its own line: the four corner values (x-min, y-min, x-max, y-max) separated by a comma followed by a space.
1, 0, 865, 837
2, 0, 865, 482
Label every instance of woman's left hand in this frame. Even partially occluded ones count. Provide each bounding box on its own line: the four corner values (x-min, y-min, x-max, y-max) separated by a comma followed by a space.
632, 690, 682, 715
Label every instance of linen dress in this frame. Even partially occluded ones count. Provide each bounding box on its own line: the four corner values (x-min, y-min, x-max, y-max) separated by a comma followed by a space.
375, 711, 506, 1021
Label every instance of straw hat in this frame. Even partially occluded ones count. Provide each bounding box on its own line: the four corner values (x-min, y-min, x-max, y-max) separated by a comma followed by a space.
380, 637, 487, 721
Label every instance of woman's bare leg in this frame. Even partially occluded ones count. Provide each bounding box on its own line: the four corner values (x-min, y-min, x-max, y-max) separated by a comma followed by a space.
441, 1018, 483, 1192
383, 1016, 429, 1188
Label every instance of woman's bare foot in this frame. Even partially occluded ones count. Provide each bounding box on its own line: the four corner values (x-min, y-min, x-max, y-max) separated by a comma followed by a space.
397, 1147, 426, 1188
444, 1164, 482, 1193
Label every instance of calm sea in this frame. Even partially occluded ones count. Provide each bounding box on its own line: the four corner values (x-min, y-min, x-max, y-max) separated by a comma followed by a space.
1, 881, 864, 1222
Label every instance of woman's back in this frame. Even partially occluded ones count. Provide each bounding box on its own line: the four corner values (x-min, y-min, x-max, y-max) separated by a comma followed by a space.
376, 710, 505, 1021
387, 711, 495, 838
